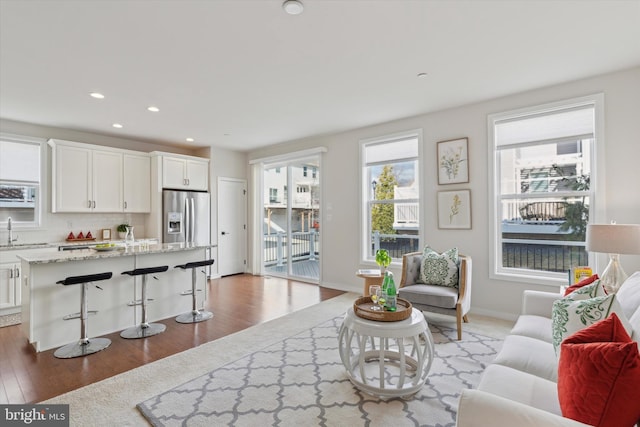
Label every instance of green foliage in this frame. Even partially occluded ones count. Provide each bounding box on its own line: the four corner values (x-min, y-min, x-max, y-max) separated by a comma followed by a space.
371, 165, 398, 237
375, 249, 391, 268
117, 223, 129, 232
552, 164, 590, 241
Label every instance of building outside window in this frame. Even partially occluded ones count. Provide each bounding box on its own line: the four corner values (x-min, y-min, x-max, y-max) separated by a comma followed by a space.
488, 95, 602, 285
0, 135, 43, 228
361, 130, 421, 263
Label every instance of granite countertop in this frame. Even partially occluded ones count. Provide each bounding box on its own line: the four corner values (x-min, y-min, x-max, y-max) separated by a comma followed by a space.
18, 243, 208, 264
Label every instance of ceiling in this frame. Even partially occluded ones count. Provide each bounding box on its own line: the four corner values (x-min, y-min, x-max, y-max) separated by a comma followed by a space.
1, 1, 639, 152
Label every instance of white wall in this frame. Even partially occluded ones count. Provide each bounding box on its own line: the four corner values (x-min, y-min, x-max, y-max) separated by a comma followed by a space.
248, 67, 640, 319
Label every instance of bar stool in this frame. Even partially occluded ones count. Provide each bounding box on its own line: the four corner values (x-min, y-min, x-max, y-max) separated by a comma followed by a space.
174, 259, 215, 323
54, 272, 113, 359
120, 265, 169, 339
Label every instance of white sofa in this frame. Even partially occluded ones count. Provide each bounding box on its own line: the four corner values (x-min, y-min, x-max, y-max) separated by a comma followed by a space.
456, 272, 640, 427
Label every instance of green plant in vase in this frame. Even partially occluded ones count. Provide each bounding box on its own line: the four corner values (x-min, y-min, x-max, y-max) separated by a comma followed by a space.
375, 249, 391, 274
117, 223, 129, 240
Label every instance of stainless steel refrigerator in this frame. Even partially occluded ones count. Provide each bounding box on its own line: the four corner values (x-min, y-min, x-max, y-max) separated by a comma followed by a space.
163, 190, 211, 246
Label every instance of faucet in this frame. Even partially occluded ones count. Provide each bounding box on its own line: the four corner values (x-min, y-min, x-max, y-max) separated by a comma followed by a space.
7, 216, 18, 246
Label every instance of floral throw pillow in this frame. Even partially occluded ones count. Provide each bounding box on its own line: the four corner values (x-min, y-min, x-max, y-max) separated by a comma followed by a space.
551, 292, 632, 355
419, 246, 459, 288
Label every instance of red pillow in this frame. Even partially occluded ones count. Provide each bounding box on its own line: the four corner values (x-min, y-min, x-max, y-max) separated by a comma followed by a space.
558, 313, 640, 427
564, 273, 599, 296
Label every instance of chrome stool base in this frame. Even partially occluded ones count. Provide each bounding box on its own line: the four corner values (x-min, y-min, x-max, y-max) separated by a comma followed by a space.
176, 310, 213, 324
120, 323, 166, 339
54, 337, 111, 359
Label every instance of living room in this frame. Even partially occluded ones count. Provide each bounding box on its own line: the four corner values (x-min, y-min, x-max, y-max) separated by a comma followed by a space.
1, 1, 639, 426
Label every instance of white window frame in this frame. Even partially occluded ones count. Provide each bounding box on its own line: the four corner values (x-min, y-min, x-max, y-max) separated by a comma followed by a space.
488, 94, 605, 287
0, 133, 45, 229
360, 129, 423, 265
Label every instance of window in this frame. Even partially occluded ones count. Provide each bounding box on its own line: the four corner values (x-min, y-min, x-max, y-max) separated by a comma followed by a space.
488, 95, 602, 285
361, 130, 421, 263
0, 135, 43, 228
269, 188, 278, 203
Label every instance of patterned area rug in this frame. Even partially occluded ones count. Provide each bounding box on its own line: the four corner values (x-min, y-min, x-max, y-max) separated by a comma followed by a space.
138, 316, 502, 427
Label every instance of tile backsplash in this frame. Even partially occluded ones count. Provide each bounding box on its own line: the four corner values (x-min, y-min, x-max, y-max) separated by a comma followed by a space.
2, 212, 149, 245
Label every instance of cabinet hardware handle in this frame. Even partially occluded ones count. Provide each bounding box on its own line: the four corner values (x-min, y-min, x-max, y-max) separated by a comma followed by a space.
9, 269, 13, 279
124, 201, 127, 209
88, 200, 92, 208
93, 200, 96, 208
15, 267, 19, 278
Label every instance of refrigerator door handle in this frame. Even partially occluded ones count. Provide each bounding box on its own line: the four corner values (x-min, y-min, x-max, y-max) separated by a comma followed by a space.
184, 196, 190, 244
190, 198, 195, 244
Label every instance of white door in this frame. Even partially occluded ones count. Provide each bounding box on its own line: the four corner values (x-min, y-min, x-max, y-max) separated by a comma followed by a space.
218, 178, 247, 276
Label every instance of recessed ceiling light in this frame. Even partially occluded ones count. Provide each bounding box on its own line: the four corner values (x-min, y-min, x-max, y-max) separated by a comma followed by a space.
186, 138, 194, 142
147, 106, 160, 112
283, 0, 303, 15
112, 123, 123, 128
417, 72, 427, 78
90, 92, 105, 99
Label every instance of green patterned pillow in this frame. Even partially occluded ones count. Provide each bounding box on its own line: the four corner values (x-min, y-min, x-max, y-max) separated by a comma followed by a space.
565, 280, 606, 299
419, 246, 459, 288
551, 293, 632, 355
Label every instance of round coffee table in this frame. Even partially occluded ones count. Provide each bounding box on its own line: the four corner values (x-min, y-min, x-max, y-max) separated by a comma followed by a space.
338, 307, 434, 398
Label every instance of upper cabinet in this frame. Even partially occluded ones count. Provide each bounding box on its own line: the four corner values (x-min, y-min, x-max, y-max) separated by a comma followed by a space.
123, 154, 151, 212
50, 139, 150, 213
161, 155, 208, 191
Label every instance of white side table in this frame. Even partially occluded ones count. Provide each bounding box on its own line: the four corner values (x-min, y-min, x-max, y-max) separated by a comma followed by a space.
338, 307, 434, 398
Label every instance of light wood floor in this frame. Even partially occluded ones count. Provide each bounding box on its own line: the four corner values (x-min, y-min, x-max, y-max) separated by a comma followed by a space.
0, 274, 344, 405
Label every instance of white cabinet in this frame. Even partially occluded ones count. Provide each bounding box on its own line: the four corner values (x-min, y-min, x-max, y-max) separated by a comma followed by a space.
162, 156, 208, 191
53, 144, 122, 212
54, 144, 92, 212
50, 140, 150, 213
92, 150, 123, 212
123, 154, 151, 212
0, 262, 20, 310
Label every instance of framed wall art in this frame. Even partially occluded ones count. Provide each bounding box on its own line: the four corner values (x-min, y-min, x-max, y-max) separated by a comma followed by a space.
437, 190, 471, 229
101, 228, 111, 240
437, 137, 469, 185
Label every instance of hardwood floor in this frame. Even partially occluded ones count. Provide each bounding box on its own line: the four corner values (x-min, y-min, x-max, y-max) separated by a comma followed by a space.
0, 274, 344, 405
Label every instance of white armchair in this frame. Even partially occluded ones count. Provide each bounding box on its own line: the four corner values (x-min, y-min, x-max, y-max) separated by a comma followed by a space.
398, 252, 472, 340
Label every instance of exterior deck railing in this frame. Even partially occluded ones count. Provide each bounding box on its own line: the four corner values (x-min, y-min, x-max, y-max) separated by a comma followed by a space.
264, 230, 319, 267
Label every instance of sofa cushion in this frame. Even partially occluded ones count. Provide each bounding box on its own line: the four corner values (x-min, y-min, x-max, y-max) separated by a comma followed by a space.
551, 293, 632, 355
558, 313, 640, 427
398, 283, 458, 309
478, 364, 561, 416
564, 273, 599, 296
510, 315, 552, 343
492, 334, 558, 382
419, 246, 459, 288
615, 271, 640, 321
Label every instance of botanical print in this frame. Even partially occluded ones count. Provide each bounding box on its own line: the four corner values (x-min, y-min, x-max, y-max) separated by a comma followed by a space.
440, 146, 466, 180
437, 190, 471, 229
449, 194, 461, 223
437, 138, 469, 184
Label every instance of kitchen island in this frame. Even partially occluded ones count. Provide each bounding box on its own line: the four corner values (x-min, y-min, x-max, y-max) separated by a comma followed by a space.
19, 243, 211, 352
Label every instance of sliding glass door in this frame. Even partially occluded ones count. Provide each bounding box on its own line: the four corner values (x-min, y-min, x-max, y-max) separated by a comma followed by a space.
262, 157, 320, 282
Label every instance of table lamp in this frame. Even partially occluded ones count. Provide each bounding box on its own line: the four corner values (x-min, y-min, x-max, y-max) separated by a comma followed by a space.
586, 223, 640, 293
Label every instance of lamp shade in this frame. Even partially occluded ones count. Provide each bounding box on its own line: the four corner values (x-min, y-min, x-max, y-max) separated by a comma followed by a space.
586, 224, 640, 255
